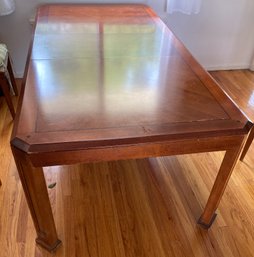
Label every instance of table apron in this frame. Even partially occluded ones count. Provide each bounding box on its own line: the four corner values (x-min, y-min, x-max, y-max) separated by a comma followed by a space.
19, 134, 246, 167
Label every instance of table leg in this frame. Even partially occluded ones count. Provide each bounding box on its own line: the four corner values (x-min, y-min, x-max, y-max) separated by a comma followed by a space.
240, 127, 254, 161
12, 146, 61, 251
0, 76, 15, 119
7, 56, 19, 96
198, 143, 243, 228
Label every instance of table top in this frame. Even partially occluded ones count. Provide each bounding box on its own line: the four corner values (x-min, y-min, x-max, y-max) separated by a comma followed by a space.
12, 4, 252, 153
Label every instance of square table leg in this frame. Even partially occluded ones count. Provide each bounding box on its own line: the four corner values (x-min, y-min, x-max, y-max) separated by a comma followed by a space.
198, 143, 244, 228
240, 127, 254, 161
11, 146, 61, 252
0, 76, 16, 119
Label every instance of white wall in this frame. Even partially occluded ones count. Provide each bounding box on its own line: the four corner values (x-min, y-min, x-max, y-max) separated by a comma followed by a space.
163, 0, 254, 71
0, 0, 254, 77
250, 52, 254, 71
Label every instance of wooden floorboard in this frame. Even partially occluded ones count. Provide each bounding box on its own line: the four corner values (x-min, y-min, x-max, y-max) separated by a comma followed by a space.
0, 71, 254, 257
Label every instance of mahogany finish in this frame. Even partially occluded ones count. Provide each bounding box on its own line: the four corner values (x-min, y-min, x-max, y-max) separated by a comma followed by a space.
240, 127, 254, 160
11, 4, 253, 251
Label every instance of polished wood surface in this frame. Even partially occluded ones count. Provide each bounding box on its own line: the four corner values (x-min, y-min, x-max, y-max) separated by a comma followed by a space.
210, 70, 254, 120
211, 70, 254, 160
13, 5, 250, 150
1, 73, 254, 256
10, 5, 252, 251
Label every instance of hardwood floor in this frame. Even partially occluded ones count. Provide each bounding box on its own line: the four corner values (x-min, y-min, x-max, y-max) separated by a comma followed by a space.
211, 70, 254, 121
0, 71, 254, 257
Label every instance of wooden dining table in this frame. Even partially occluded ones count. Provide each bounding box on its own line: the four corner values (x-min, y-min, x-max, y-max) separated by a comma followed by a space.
11, 4, 253, 252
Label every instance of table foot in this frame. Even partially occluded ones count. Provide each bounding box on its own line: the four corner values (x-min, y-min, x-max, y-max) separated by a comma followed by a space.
197, 213, 217, 229
36, 238, 62, 252
12, 146, 61, 252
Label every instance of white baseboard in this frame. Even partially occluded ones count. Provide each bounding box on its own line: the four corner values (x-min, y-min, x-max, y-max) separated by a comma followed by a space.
205, 64, 251, 71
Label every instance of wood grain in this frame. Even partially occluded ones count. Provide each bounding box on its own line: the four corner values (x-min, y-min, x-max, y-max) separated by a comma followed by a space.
9, 4, 253, 251
1, 71, 254, 256
240, 127, 254, 160
12, 4, 251, 152
211, 70, 254, 160
11, 146, 61, 251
